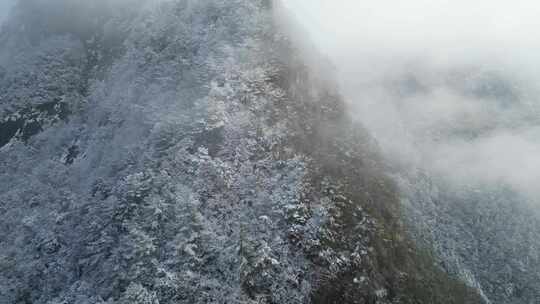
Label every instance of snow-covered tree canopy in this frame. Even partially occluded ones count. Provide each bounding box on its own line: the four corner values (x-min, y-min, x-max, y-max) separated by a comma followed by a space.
0, 1, 516, 303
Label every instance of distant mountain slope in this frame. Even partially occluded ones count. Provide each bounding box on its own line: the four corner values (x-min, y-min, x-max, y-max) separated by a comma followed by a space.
0, 1, 482, 303
385, 69, 540, 304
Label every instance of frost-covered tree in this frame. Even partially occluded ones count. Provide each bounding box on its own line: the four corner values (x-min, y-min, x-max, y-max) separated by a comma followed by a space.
0, 1, 492, 304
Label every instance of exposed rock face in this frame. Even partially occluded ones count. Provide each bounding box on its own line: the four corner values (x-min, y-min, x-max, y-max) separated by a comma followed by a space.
1, 1, 484, 303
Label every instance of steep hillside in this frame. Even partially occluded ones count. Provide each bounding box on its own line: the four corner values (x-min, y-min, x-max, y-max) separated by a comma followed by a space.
0, 1, 482, 303
384, 69, 540, 304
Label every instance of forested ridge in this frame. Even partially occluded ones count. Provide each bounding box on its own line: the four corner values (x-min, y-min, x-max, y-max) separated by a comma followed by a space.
1, 1, 535, 303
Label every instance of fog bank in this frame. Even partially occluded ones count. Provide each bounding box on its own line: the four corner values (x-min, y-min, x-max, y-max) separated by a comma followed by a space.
286, 0, 540, 201
0, 0, 15, 25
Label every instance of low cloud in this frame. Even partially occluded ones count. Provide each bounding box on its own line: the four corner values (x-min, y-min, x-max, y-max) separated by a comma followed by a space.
0, 0, 15, 25
286, 0, 540, 201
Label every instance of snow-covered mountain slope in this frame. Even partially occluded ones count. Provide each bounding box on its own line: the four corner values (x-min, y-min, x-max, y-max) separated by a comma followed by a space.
338, 60, 540, 303
382, 69, 540, 304
0, 1, 488, 303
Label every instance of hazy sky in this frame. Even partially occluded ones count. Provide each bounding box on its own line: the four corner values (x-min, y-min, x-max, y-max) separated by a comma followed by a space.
285, 0, 540, 67
285, 1, 540, 41
0, 0, 14, 25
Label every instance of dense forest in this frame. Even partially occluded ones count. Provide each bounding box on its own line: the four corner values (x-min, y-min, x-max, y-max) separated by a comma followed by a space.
0, 1, 538, 303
